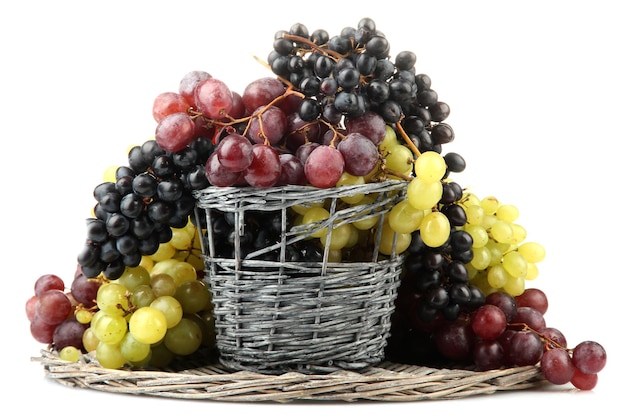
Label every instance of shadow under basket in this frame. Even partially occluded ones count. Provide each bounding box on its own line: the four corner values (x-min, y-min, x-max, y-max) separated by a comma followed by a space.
192, 180, 408, 374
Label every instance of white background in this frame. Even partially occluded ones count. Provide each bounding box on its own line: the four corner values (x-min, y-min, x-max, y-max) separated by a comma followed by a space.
1, 0, 623, 415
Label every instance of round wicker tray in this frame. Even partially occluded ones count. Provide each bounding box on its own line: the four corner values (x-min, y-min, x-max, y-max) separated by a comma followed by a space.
33, 349, 546, 402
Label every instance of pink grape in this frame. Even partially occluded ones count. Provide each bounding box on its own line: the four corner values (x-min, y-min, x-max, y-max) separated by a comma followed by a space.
508, 330, 543, 366
337, 132, 379, 176
276, 153, 306, 185
25, 295, 38, 321
512, 306, 546, 331
345, 110, 387, 145
155, 112, 196, 152
515, 288, 548, 315
541, 348, 575, 385
152, 92, 189, 122
304, 145, 345, 188
205, 152, 243, 187
216, 133, 254, 172
243, 144, 281, 187
246, 105, 287, 145
36, 289, 72, 326
194, 78, 233, 120
34, 274, 65, 297
471, 304, 507, 341
241, 77, 286, 115
30, 317, 56, 344
178, 70, 212, 105
570, 368, 599, 390
572, 341, 607, 374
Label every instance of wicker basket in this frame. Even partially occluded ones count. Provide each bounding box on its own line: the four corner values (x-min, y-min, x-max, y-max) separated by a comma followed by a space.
33, 349, 546, 402
192, 180, 408, 374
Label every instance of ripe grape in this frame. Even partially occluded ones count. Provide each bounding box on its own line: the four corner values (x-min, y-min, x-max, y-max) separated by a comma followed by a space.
36, 290, 72, 326
194, 78, 233, 119
34, 274, 65, 297
243, 144, 281, 187
304, 145, 345, 188
155, 112, 196, 153
337, 132, 379, 176
572, 341, 607, 374
215, 133, 254, 172
541, 348, 575, 385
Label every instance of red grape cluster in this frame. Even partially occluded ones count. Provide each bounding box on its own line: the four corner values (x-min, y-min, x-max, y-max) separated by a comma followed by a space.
387, 287, 607, 390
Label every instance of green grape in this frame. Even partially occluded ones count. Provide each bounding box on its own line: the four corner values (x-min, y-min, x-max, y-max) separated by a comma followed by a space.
379, 221, 412, 255
97, 282, 130, 316
175, 280, 211, 314
526, 262, 539, 280
384, 143, 414, 175
149, 341, 175, 368
378, 125, 398, 153
420, 211, 450, 248
414, 151, 447, 184
388, 199, 424, 234
82, 327, 99, 353
150, 295, 183, 328
503, 275, 525, 296
170, 225, 193, 251
470, 245, 491, 270
96, 341, 127, 369
150, 241, 177, 262
487, 264, 510, 289
130, 284, 156, 308
128, 306, 168, 344
59, 346, 81, 362
502, 251, 528, 278
150, 273, 177, 298
163, 317, 203, 356
92, 312, 128, 344
320, 223, 352, 250
486, 241, 504, 267
490, 220, 514, 244
464, 204, 484, 225
102, 165, 118, 183
480, 196, 500, 215
481, 213, 497, 230
119, 332, 151, 363
351, 195, 381, 230
301, 206, 331, 238
465, 224, 489, 248
75, 309, 93, 324
139, 256, 154, 273
406, 177, 443, 210
496, 204, 519, 222
151, 259, 197, 287
188, 312, 217, 348
117, 265, 151, 291
336, 172, 365, 204
518, 242, 546, 263
511, 223, 527, 244
128, 350, 152, 369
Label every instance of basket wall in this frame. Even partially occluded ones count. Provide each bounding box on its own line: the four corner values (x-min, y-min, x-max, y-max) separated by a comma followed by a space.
193, 181, 407, 374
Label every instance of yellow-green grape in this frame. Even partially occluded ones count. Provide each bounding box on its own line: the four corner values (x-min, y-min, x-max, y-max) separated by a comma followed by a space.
96, 282, 130, 316
140, 256, 154, 273
525, 262, 539, 280
59, 346, 81, 362
344, 224, 360, 249
291, 201, 324, 216
151, 259, 197, 287
130, 284, 156, 308
75, 308, 93, 324
518, 242, 546, 263
175, 280, 211, 314
490, 220, 514, 244
128, 306, 168, 344
148, 341, 175, 368
128, 350, 152, 369
470, 246, 491, 271
496, 204, 519, 223
384, 143, 414, 175
117, 265, 151, 291
189, 311, 217, 348
96, 341, 127, 369
151, 241, 177, 262
150, 296, 183, 329
150, 273, 177, 298
379, 221, 412, 255
414, 151, 447, 184
119, 332, 151, 363
301, 206, 331, 238
502, 251, 528, 278
510, 223, 527, 244
487, 265, 510, 289
327, 249, 343, 263
351, 195, 381, 230
388, 199, 425, 234
320, 223, 352, 250
164, 317, 203, 356
336, 172, 365, 204
464, 204, 484, 225
406, 177, 443, 210
420, 211, 451, 248
465, 224, 489, 248
82, 328, 99, 353
481, 213, 497, 230
378, 125, 398, 153
480, 196, 500, 215
92, 312, 128, 344
170, 224, 194, 251
503, 275, 525, 296
485, 241, 504, 267
461, 192, 481, 208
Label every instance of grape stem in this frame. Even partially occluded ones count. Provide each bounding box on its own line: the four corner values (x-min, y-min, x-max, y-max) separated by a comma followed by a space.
395, 120, 421, 157
281, 33, 345, 60
507, 322, 571, 353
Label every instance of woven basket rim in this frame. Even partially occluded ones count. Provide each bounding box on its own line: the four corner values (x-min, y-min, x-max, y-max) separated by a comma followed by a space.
33, 349, 546, 402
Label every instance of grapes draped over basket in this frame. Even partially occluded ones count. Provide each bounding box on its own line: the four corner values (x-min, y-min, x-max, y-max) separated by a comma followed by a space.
26, 17, 606, 390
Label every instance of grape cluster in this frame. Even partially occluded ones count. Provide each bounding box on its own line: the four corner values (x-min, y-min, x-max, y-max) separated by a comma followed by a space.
268, 17, 454, 159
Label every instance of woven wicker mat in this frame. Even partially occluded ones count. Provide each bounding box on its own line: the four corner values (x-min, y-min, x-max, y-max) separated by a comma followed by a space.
32, 349, 545, 402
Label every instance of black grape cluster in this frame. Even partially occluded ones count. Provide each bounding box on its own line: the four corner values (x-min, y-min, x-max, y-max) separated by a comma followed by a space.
77, 136, 215, 279
268, 17, 454, 155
